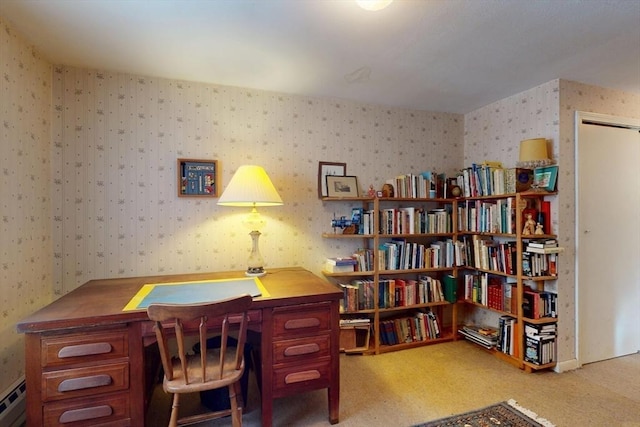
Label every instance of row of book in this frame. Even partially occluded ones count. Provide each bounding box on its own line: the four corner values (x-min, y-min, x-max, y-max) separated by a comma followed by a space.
339, 275, 456, 313
379, 310, 441, 346
496, 315, 517, 356
348, 208, 374, 234
523, 239, 561, 277
524, 322, 556, 365
387, 172, 443, 199
324, 249, 374, 273
457, 163, 531, 198
457, 198, 517, 234
379, 206, 452, 234
522, 252, 558, 277
377, 238, 461, 271
339, 198, 553, 238
462, 235, 517, 275
463, 273, 517, 314
328, 238, 558, 280
463, 272, 558, 319
523, 288, 558, 319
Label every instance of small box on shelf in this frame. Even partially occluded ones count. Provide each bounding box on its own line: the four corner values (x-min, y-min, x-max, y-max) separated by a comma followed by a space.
339, 319, 370, 353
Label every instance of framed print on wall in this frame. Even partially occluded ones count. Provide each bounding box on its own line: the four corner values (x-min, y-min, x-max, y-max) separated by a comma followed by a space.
534, 165, 558, 191
178, 158, 219, 197
318, 161, 346, 198
326, 175, 359, 197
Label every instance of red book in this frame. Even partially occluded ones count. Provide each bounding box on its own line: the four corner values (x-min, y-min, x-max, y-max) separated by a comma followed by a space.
541, 201, 552, 234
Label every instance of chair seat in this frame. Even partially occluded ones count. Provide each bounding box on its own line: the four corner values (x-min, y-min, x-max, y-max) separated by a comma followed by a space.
164, 347, 245, 394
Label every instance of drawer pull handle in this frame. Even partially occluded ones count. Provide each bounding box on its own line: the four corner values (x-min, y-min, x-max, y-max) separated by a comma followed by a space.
284, 343, 320, 356
285, 370, 321, 384
284, 318, 320, 330
58, 374, 112, 392
58, 342, 112, 358
59, 405, 113, 423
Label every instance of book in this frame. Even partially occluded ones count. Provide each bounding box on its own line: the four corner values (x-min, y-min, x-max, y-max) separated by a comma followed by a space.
326, 257, 358, 266
527, 239, 558, 249
442, 274, 458, 303
340, 318, 371, 327
525, 246, 563, 254
325, 263, 355, 273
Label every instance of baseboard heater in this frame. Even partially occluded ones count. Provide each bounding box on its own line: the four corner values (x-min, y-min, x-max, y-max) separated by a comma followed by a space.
0, 376, 26, 427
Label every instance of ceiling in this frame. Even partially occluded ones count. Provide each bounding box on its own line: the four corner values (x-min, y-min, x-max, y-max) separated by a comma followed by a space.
2, 0, 639, 114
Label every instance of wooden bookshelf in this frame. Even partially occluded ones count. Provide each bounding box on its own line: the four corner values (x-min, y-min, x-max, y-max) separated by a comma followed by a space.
321, 196, 459, 355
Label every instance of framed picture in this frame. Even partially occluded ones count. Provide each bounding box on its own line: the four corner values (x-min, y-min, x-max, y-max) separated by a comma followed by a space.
326, 175, 359, 197
318, 161, 347, 198
534, 165, 558, 191
178, 158, 219, 197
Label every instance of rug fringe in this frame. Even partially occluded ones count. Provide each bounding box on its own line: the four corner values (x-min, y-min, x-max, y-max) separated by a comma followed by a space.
507, 399, 556, 427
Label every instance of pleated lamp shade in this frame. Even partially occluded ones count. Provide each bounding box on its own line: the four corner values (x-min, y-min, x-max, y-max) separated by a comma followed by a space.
217, 165, 283, 207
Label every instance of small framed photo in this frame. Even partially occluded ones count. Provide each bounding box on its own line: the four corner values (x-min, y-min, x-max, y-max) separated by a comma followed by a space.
318, 161, 347, 198
534, 165, 558, 191
326, 175, 359, 197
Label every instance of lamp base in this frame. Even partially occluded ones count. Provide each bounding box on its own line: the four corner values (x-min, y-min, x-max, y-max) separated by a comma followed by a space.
245, 267, 266, 277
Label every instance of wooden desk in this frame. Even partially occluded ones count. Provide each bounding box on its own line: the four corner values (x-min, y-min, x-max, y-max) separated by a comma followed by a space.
17, 267, 341, 427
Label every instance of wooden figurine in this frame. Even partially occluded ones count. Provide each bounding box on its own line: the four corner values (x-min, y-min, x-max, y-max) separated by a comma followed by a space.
522, 213, 536, 235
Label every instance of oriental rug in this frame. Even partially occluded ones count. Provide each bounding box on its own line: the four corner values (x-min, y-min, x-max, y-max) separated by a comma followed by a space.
415, 399, 555, 427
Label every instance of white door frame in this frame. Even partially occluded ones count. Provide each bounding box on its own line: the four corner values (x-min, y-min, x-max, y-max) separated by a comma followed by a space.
575, 111, 640, 367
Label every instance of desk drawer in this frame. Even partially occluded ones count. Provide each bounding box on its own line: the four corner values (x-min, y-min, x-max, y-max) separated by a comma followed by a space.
272, 334, 331, 364
42, 330, 129, 368
272, 358, 332, 395
272, 302, 332, 338
42, 361, 129, 402
43, 391, 130, 426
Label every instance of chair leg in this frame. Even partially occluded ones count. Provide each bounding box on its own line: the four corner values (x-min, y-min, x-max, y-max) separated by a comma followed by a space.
169, 393, 180, 427
229, 382, 243, 427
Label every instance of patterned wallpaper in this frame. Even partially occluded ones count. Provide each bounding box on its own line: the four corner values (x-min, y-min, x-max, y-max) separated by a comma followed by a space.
0, 18, 52, 393
3, 14, 639, 392
50, 67, 463, 298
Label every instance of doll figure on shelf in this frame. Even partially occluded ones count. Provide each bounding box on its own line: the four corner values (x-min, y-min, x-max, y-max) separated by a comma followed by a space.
522, 213, 536, 235
367, 184, 376, 198
534, 223, 544, 235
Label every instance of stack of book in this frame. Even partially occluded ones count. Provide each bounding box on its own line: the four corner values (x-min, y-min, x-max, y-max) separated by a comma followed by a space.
325, 257, 357, 273
524, 322, 557, 365
338, 279, 375, 313
522, 239, 562, 277
525, 239, 562, 254
339, 318, 371, 328
458, 324, 499, 349
379, 310, 441, 345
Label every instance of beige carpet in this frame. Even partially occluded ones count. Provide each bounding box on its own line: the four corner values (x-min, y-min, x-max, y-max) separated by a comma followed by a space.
147, 340, 640, 427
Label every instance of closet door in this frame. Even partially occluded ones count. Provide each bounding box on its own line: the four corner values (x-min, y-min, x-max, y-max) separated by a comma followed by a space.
576, 112, 640, 365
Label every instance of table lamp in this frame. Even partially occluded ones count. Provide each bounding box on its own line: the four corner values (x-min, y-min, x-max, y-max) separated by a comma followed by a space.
516, 138, 554, 169
217, 165, 283, 277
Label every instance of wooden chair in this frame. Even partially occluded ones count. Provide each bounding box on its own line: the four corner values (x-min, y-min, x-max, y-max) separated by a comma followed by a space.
147, 294, 253, 427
